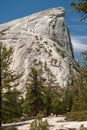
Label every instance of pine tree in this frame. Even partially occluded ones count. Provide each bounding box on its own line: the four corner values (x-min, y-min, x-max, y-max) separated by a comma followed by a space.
67, 50, 87, 112
2, 88, 22, 122
71, 0, 87, 20
71, 66, 87, 112
65, 51, 87, 121
0, 42, 22, 124
29, 114, 50, 130
22, 67, 48, 117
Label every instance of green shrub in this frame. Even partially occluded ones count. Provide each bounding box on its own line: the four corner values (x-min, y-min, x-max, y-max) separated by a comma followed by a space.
3, 126, 18, 130
30, 120, 50, 130
80, 124, 87, 130
65, 111, 87, 121
29, 114, 50, 130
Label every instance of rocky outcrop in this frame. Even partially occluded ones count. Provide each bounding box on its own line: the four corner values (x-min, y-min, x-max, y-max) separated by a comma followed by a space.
0, 7, 79, 91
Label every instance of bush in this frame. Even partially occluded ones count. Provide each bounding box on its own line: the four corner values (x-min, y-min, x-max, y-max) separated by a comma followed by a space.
80, 124, 87, 130
65, 111, 87, 121
3, 126, 18, 130
29, 114, 50, 130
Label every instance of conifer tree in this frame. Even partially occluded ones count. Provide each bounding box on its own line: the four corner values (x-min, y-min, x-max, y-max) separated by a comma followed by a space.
29, 114, 50, 130
0, 42, 22, 125
67, 50, 87, 113
22, 67, 48, 117
71, 66, 87, 112
2, 88, 22, 122
71, 0, 87, 20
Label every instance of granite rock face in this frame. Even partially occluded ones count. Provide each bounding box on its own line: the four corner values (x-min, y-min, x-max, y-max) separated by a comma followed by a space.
0, 7, 79, 91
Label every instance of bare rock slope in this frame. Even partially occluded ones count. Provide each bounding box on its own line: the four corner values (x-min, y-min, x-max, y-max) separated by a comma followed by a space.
0, 7, 79, 91
2, 116, 87, 130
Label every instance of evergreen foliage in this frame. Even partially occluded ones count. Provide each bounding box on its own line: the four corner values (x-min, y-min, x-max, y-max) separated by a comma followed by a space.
72, 68, 87, 111
29, 114, 50, 130
62, 87, 73, 113
50, 85, 65, 115
22, 67, 48, 117
0, 42, 87, 123
51, 97, 62, 115
2, 88, 22, 122
0, 42, 22, 124
71, 0, 87, 20
66, 50, 87, 120
22, 66, 65, 118
66, 111, 87, 121
3, 126, 18, 130
80, 124, 87, 130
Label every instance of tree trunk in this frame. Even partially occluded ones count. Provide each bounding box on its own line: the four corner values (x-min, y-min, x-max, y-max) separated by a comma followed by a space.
34, 100, 38, 116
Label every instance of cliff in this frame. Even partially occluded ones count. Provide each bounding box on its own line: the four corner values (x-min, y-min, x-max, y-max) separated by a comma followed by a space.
0, 7, 79, 91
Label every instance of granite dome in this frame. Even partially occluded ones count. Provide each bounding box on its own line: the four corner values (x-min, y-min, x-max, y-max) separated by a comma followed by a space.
0, 7, 79, 92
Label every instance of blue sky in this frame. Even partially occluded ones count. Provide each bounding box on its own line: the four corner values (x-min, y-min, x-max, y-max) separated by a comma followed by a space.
0, 0, 87, 64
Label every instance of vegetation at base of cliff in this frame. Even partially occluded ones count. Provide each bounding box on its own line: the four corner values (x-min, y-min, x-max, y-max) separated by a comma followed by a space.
0, 41, 67, 125
29, 114, 50, 130
80, 124, 87, 130
65, 51, 87, 121
0, 42, 22, 125
3, 126, 18, 130
22, 49, 87, 121
22, 67, 66, 117
0, 39, 87, 124
66, 111, 87, 121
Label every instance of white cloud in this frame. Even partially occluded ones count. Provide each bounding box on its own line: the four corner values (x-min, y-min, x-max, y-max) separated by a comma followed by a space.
71, 36, 87, 51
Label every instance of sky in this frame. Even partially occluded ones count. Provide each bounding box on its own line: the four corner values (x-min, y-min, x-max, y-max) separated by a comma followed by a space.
0, 0, 87, 64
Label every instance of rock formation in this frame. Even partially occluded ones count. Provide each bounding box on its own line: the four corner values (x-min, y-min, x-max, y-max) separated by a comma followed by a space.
0, 7, 79, 91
